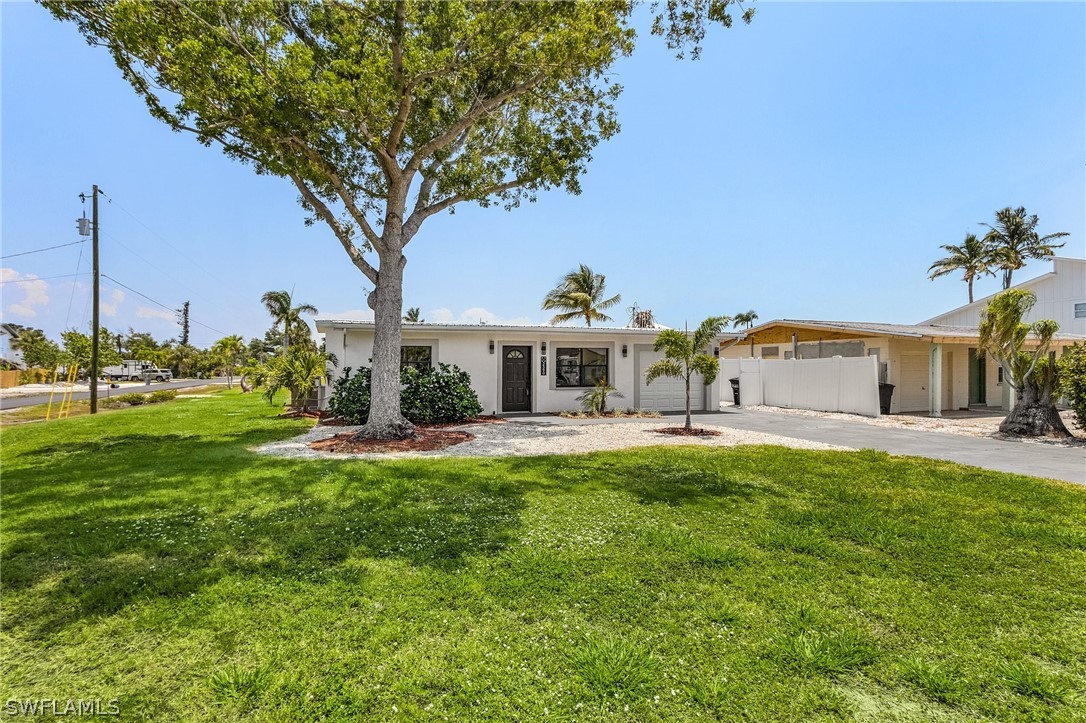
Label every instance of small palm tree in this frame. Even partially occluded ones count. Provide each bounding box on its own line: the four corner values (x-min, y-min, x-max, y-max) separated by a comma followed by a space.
261, 290, 318, 352
927, 233, 996, 303
645, 316, 729, 431
981, 206, 1068, 289
542, 264, 621, 327
403, 307, 423, 323
732, 310, 758, 329
211, 334, 245, 389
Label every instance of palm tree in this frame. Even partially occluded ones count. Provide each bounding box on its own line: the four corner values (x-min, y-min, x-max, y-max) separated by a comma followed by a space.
542, 264, 622, 326
261, 290, 318, 353
211, 334, 245, 389
927, 233, 996, 303
403, 307, 423, 323
981, 206, 1069, 290
644, 316, 729, 431
732, 310, 758, 329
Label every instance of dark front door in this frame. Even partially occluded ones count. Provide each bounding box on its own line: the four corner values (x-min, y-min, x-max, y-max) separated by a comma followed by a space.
968, 348, 986, 405
502, 346, 531, 412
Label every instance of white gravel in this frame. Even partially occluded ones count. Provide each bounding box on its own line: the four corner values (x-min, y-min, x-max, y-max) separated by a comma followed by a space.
254, 419, 848, 461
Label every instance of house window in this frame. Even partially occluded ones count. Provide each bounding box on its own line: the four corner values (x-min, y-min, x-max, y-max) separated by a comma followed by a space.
555, 347, 608, 387
1075, 302, 1086, 319
400, 345, 432, 371
762, 346, 780, 359
997, 366, 1004, 384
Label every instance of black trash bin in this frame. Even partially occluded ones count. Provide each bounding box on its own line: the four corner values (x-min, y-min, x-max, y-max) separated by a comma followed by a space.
878, 383, 895, 414
729, 377, 741, 406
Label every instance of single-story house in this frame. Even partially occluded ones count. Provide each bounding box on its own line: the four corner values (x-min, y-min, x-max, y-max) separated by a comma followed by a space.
315, 320, 738, 415
721, 319, 1085, 415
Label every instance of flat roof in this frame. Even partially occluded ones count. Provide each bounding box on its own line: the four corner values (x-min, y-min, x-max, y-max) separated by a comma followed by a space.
735, 319, 1086, 344
316, 319, 742, 338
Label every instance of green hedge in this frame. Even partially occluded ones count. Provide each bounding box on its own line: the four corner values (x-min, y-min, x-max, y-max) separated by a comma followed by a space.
328, 364, 482, 425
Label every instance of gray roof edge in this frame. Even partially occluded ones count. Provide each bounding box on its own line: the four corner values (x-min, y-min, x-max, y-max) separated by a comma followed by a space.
315, 319, 742, 337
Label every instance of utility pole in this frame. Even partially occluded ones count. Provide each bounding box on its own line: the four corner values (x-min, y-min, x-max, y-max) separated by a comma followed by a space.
90, 184, 100, 414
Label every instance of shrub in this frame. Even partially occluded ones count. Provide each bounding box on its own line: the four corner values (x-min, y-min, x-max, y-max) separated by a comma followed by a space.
1058, 344, 1086, 429
575, 377, 624, 416
149, 390, 177, 403
114, 393, 147, 405
328, 363, 482, 425
328, 366, 372, 424
400, 364, 483, 424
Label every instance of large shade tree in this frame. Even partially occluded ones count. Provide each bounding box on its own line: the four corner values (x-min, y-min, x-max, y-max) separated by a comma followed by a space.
44, 0, 752, 438
927, 233, 995, 303
979, 289, 1069, 438
542, 264, 622, 327
981, 207, 1068, 290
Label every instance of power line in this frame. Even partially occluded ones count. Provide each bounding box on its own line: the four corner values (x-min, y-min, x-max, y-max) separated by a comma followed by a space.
101, 273, 230, 337
0, 240, 84, 260
0, 272, 90, 285
105, 195, 225, 283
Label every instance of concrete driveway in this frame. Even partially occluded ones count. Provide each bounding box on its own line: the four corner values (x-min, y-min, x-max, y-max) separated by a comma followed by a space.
519, 408, 1086, 485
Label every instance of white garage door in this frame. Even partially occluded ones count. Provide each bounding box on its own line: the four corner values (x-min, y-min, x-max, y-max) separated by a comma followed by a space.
637, 350, 705, 412
898, 352, 929, 412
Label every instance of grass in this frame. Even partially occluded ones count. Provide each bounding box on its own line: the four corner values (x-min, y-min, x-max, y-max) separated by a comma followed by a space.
1, 389, 1085, 721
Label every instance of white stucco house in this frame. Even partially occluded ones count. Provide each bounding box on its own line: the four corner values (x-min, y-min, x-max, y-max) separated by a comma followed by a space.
721, 258, 1086, 415
316, 320, 738, 415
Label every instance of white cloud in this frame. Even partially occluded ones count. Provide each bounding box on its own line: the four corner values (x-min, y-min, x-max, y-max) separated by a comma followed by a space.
136, 306, 175, 321
100, 289, 125, 317
427, 306, 536, 326
1, 268, 49, 318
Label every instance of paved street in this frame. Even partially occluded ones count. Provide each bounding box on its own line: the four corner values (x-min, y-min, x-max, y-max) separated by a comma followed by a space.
519, 407, 1086, 485
0, 378, 227, 410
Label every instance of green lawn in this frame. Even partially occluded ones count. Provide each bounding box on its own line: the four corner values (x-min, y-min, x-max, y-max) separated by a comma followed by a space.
2, 390, 1084, 721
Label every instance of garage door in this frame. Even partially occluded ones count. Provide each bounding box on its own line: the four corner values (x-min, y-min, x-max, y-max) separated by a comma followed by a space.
897, 352, 929, 412
637, 350, 705, 412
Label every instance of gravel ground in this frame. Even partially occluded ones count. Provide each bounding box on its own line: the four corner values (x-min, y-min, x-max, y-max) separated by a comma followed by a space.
744, 404, 1085, 446
254, 419, 848, 460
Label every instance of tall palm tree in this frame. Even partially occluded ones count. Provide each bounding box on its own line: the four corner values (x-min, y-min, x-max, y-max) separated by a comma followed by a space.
261, 290, 318, 353
732, 310, 758, 329
403, 307, 423, 323
645, 316, 729, 431
927, 233, 995, 303
541, 264, 621, 327
981, 206, 1068, 290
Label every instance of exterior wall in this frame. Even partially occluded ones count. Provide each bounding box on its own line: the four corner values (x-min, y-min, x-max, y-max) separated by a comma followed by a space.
327, 326, 721, 415
925, 258, 1086, 336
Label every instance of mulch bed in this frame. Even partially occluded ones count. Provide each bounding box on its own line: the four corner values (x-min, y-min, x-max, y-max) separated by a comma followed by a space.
309, 428, 475, 454
318, 415, 506, 428
654, 427, 722, 437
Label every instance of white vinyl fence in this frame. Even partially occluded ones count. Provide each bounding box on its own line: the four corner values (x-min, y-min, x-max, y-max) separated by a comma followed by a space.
719, 356, 881, 417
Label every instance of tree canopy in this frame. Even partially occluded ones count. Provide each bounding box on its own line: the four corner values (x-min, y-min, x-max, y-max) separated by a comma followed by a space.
542, 264, 622, 327
44, 0, 754, 437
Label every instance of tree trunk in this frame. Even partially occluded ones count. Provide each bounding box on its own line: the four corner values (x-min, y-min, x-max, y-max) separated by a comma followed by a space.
999, 378, 1071, 438
354, 249, 415, 440
240, 374, 252, 393
684, 375, 692, 431
967, 277, 974, 304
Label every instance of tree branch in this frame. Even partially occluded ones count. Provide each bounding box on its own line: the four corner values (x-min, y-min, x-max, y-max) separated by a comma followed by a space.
289, 172, 379, 284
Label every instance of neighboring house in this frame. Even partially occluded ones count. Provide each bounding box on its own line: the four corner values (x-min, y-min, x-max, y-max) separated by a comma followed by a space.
923, 257, 1086, 335
315, 320, 738, 415
721, 258, 1086, 416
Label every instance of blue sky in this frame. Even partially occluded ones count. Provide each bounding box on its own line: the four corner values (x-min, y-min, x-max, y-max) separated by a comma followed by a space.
3, 1, 1084, 349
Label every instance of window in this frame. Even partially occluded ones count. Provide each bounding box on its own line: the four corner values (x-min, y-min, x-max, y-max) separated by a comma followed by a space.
1075, 302, 1086, 319
997, 366, 1004, 384
761, 346, 780, 359
555, 347, 608, 387
400, 345, 432, 371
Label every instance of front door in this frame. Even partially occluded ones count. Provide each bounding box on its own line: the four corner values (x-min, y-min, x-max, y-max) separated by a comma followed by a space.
502, 346, 531, 412
968, 348, 986, 405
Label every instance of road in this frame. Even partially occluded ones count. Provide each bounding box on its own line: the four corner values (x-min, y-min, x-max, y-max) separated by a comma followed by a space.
0, 378, 228, 410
